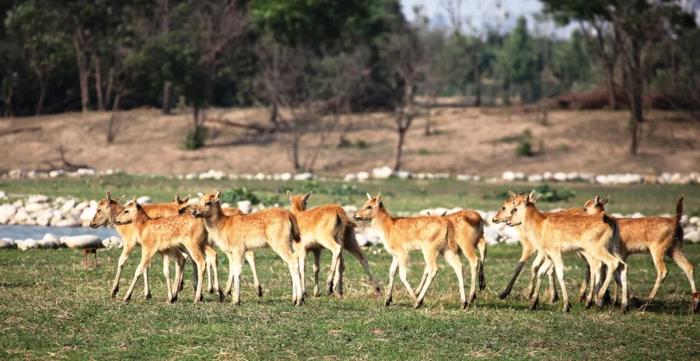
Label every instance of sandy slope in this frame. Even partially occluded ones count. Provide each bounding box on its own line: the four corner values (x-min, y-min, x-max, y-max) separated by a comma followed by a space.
1, 106, 698, 176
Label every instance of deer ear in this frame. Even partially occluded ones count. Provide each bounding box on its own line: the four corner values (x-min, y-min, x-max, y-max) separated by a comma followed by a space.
507, 190, 517, 198
106, 191, 113, 201
286, 190, 292, 199
174, 194, 182, 203
366, 193, 372, 200
601, 196, 610, 205
303, 192, 312, 202
593, 194, 600, 204
527, 190, 538, 204
182, 194, 190, 203
214, 190, 222, 201
196, 192, 204, 198
376, 192, 383, 202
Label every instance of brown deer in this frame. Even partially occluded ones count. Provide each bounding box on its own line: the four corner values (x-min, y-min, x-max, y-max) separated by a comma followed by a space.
181, 191, 304, 305
114, 199, 209, 303
584, 195, 697, 312
505, 191, 628, 312
288, 192, 381, 297
354, 193, 468, 308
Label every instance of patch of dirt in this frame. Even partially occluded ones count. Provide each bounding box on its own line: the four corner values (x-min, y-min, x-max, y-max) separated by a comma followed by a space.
1, 107, 698, 176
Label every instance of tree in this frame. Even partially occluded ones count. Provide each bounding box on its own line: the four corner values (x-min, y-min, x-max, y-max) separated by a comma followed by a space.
543, 0, 696, 155
5, 1, 70, 115
495, 17, 541, 104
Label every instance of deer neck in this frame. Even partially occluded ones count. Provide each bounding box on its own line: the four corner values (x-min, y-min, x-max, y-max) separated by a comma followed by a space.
203, 203, 226, 232
372, 205, 394, 238
521, 204, 545, 247
108, 202, 125, 225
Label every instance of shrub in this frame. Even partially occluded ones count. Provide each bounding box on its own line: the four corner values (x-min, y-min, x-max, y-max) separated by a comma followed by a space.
184, 125, 207, 150
219, 187, 261, 205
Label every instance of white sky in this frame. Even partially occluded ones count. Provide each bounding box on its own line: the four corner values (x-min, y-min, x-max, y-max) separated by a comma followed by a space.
400, 0, 574, 38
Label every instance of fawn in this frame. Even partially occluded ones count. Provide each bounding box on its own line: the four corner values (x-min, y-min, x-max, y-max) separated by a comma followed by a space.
288, 191, 381, 297
584, 195, 697, 312
505, 191, 628, 312
354, 193, 469, 308
181, 191, 304, 305
114, 198, 209, 303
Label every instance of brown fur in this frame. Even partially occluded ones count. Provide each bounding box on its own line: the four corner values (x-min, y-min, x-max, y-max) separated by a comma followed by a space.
114, 199, 209, 303
288, 192, 380, 297
505, 191, 628, 312
355, 193, 468, 308
182, 191, 303, 305
584, 196, 697, 311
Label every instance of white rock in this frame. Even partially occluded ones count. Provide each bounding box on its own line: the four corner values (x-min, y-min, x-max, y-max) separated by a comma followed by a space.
372, 166, 394, 179
354, 233, 369, 247
395, 170, 412, 179
49, 169, 64, 178
483, 225, 501, 245
279, 172, 292, 181
553, 172, 567, 182
60, 235, 102, 249
80, 206, 97, 224
294, 172, 313, 181
684, 230, 700, 244
60, 199, 77, 213
237, 201, 252, 214
16, 239, 39, 251
13, 208, 29, 223
56, 219, 80, 227
0, 204, 17, 224
102, 236, 124, 249
27, 195, 50, 204
356, 172, 369, 182
49, 214, 64, 226
76, 168, 96, 176
0, 190, 6, 199
630, 212, 645, 219
342, 205, 357, 214
502, 171, 516, 182
25, 202, 49, 213
527, 174, 543, 182
689, 216, 700, 226
0, 238, 15, 249
504, 237, 519, 245
74, 201, 89, 212
136, 196, 151, 204
344, 173, 357, 182
37, 234, 61, 249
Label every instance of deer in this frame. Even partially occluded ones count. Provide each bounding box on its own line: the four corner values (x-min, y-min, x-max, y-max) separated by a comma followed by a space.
583, 195, 697, 312
354, 193, 469, 309
113, 198, 209, 303
90, 192, 190, 300
180, 191, 304, 306
504, 190, 628, 312
288, 191, 381, 297
426, 209, 487, 305
491, 193, 606, 304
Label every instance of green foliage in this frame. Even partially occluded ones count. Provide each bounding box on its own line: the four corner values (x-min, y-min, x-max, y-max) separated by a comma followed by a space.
515, 138, 534, 157
532, 183, 576, 202
219, 187, 261, 205
183, 125, 207, 150
495, 17, 541, 103
280, 180, 363, 197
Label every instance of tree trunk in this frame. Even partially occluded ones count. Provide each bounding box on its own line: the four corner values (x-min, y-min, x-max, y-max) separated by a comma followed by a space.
73, 30, 89, 113
106, 92, 122, 143
268, 103, 280, 130
35, 76, 47, 116
628, 45, 644, 156
394, 125, 406, 172
105, 67, 114, 109
604, 61, 617, 110
162, 81, 172, 115
3, 87, 13, 117
474, 53, 481, 107
94, 55, 105, 111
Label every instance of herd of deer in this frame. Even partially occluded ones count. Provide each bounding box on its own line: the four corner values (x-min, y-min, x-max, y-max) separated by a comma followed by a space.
88, 189, 699, 313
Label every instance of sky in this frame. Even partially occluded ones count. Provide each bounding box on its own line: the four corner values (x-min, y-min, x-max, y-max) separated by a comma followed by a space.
399, 0, 572, 37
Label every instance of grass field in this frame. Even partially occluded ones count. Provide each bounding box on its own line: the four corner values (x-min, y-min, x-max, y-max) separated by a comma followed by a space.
0, 176, 699, 360
1, 174, 699, 215
0, 245, 698, 360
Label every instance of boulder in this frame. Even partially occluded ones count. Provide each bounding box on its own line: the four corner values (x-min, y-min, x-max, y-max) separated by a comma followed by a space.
55, 219, 80, 227
279, 173, 292, 181
0, 204, 17, 224
0, 238, 15, 249
79, 206, 97, 224
102, 236, 124, 249
60, 199, 77, 213
25, 202, 49, 213
344, 173, 357, 182
502, 171, 516, 182
27, 195, 50, 203
60, 235, 102, 249
684, 230, 700, 244
237, 201, 252, 214
74, 201, 89, 212
37, 234, 61, 249
49, 169, 64, 178
356, 172, 369, 182
76, 168, 96, 176
0, 190, 6, 199
527, 174, 543, 183
13, 208, 29, 223
136, 196, 151, 204
372, 166, 394, 179
354, 233, 369, 247
395, 170, 412, 179
16, 239, 39, 251
294, 172, 313, 181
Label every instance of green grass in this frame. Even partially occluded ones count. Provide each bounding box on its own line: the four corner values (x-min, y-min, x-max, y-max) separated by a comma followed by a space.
0, 245, 698, 360
1, 174, 699, 215
1, 175, 699, 359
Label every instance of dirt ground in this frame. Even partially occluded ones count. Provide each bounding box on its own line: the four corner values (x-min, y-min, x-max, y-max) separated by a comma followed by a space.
1, 106, 698, 176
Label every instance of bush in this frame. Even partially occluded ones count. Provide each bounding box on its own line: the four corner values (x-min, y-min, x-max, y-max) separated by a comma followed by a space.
184, 125, 207, 150
515, 129, 535, 157
219, 187, 261, 205
487, 184, 575, 203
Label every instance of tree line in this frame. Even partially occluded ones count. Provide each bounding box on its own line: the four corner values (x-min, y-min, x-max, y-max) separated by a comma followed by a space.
0, 0, 698, 170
